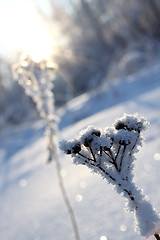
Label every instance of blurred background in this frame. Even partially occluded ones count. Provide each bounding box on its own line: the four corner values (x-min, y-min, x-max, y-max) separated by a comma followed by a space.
1, 0, 160, 129
1, 2, 160, 240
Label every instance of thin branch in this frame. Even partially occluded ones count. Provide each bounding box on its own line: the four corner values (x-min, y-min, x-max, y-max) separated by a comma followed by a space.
123, 188, 135, 201
109, 148, 119, 171
119, 145, 126, 172
131, 132, 140, 151
89, 146, 96, 162
78, 152, 94, 161
55, 156, 81, 240
103, 150, 119, 171
100, 146, 103, 156
108, 149, 115, 161
99, 166, 116, 182
81, 153, 116, 182
103, 150, 112, 159
98, 165, 135, 202
115, 145, 121, 162
129, 132, 140, 157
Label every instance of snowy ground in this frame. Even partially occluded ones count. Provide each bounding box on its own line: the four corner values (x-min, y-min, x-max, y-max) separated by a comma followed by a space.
0, 64, 160, 240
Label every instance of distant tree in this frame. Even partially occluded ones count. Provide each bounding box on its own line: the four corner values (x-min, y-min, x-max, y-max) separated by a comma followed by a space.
48, 0, 160, 96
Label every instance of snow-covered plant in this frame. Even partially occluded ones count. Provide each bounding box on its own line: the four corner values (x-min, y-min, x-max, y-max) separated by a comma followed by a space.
12, 55, 58, 161
12, 55, 81, 240
60, 113, 160, 239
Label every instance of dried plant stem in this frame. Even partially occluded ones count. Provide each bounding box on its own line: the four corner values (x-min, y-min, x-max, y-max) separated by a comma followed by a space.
48, 127, 80, 240
60, 115, 159, 238
13, 57, 80, 240
89, 147, 96, 162
81, 152, 135, 202
119, 145, 126, 171
154, 234, 160, 240
55, 155, 81, 240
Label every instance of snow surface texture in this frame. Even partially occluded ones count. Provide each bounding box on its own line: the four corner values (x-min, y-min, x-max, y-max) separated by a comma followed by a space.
60, 114, 160, 237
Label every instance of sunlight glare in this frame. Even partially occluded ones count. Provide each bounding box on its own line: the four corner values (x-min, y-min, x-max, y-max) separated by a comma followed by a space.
0, 0, 54, 62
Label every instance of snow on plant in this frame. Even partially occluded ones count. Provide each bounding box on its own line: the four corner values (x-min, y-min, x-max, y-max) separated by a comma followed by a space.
12, 55, 81, 240
12, 55, 58, 161
60, 113, 160, 240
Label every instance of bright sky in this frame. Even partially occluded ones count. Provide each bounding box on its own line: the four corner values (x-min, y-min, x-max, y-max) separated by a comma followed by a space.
0, 0, 66, 62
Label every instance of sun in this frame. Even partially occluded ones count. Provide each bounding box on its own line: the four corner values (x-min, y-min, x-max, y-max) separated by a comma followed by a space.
0, 0, 55, 62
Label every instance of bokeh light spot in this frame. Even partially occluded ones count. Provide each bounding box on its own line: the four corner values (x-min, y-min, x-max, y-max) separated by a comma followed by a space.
154, 153, 160, 161
26, 80, 32, 86
19, 179, 28, 187
75, 194, 83, 202
120, 225, 127, 231
100, 236, 107, 240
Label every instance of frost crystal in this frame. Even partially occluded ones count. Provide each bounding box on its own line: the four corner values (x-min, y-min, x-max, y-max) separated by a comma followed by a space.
60, 113, 160, 238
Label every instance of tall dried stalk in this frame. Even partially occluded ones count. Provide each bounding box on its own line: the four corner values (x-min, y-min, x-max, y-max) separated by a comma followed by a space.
12, 56, 81, 240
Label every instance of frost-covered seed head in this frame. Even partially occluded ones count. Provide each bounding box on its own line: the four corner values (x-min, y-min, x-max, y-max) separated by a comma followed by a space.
100, 136, 113, 150
115, 122, 126, 130
80, 126, 102, 147
83, 130, 101, 147
103, 146, 111, 151
66, 149, 72, 154
136, 122, 145, 133
114, 129, 137, 146
89, 136, 112, 153
84, 135, 94, 147
59, 114, 160, 239
108, 137, 114, 146
60, 140, 81, 154
104, 127, 116, 142
91, 130, 101, 137
72, 143, 81, 154
114, 114, 149, 133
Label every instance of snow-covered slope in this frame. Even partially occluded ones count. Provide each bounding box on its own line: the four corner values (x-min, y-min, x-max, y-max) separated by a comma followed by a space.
0, 64, 160, 240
